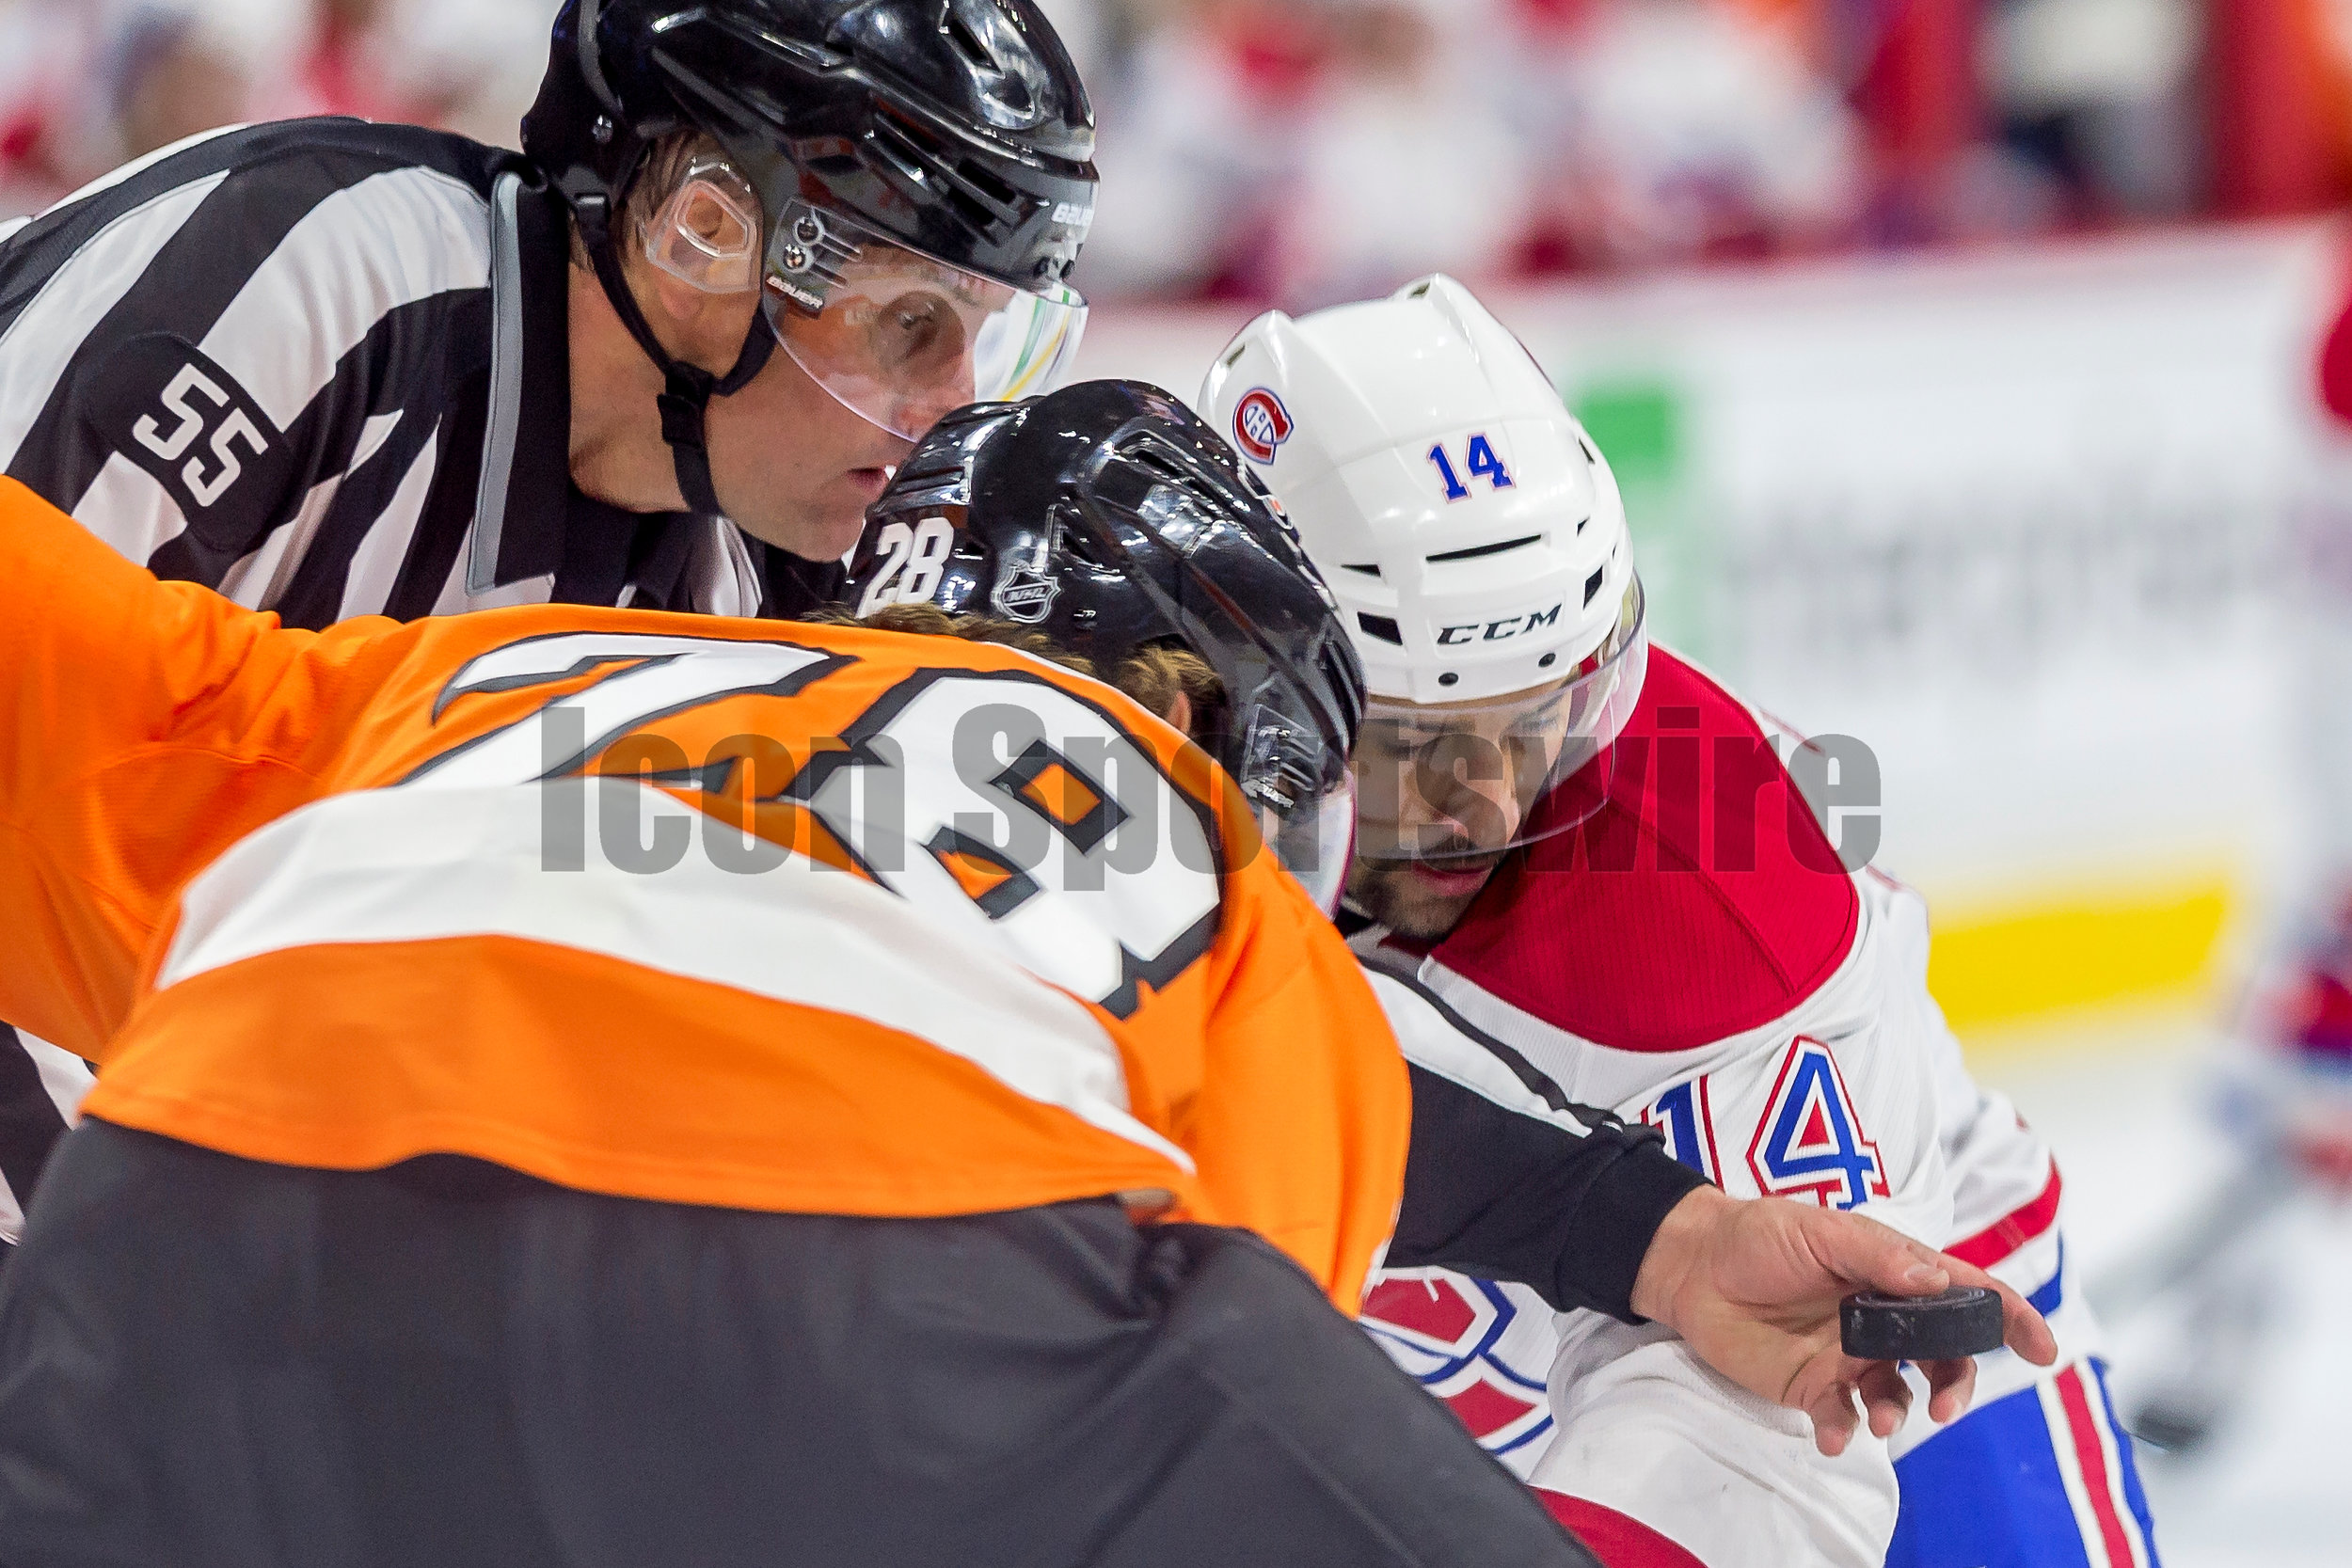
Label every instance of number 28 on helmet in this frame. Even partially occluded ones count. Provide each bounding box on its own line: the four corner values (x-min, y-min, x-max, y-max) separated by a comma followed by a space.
839, 380, 1367, 913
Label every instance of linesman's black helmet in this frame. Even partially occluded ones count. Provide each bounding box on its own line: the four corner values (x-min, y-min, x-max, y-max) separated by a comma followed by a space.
524, 1, 1096, 513
841, 380, 1368, 911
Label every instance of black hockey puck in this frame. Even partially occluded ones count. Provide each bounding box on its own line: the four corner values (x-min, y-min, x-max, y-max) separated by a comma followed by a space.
1839, 1287, 2003, 1360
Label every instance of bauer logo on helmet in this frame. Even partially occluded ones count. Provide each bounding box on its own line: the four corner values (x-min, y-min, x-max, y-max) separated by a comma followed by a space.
1232, 388, 1294, 465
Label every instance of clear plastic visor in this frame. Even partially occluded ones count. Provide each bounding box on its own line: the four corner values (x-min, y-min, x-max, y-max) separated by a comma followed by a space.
1352, 578, 1648, 864
1255, 772, 1357, 916
761, 202, 1088, 442
1232, 694, 1359, 916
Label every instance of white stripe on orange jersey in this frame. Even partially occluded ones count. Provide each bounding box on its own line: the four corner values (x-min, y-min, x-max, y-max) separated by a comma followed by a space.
159, 778, 1193, 1173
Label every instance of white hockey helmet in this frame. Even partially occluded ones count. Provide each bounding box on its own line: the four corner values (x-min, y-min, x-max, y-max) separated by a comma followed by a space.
1200, 275, 1646, 862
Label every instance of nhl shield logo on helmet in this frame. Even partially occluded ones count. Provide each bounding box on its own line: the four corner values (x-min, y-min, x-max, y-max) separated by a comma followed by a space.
992, 521, 1062, 624
1232, 388, 1294, 465
993, 562, 1060, 624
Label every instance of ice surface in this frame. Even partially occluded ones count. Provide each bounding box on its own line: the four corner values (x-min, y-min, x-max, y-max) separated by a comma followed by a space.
1977, 1022, 2352, 1567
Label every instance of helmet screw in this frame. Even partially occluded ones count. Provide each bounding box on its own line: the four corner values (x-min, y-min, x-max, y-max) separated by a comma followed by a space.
591, 115, 614, 145
1438, 673, 1460, 688
1539, 652, 1558, 669
794, 214, 824, 245
780, 244, 808, 272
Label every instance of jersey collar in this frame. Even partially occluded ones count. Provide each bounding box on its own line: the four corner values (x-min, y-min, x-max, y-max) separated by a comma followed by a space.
467, 165, 575, 594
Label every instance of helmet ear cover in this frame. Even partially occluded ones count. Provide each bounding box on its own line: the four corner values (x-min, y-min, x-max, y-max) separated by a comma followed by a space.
641, 156, 762, 295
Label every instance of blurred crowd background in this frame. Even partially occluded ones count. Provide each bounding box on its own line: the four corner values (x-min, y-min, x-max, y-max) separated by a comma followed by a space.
9, 0, 2352, 305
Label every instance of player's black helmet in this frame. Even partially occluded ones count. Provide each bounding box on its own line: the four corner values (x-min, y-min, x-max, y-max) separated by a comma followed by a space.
841, 380, 1367, 911
523, 1, 1096, 511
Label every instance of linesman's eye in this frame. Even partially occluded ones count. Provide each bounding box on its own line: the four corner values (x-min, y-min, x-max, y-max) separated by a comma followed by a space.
867, 291, 968, 384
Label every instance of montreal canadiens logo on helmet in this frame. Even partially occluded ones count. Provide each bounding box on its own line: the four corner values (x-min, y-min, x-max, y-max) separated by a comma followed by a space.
1232, 388, 1294, 465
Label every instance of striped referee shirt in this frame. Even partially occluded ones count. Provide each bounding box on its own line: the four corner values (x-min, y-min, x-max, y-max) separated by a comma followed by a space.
0, 116, 816, 1243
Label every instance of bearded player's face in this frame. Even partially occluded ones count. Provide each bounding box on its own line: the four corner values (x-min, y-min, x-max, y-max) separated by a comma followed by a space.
1343, 701, 1546, 941
1343, 851, 1505, 942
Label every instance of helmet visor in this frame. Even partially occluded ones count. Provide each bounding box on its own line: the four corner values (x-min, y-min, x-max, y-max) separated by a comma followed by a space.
1353, 577, 1648, 863
763, 202, 1089, 442
1234, 694, 1359, 915
1258, 772, 1356, 916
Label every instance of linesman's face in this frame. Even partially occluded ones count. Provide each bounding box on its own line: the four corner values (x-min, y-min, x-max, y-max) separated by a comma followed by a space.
703, 346, 941, 560
591, 184, 969, 562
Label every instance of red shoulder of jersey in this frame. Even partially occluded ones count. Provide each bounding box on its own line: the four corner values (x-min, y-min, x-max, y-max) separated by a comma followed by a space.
1431, 649, 1860, 1053
2321, 258, 2352, 428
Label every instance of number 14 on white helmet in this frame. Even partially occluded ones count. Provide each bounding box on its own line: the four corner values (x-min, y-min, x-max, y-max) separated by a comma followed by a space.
1200, 275, 1648, 876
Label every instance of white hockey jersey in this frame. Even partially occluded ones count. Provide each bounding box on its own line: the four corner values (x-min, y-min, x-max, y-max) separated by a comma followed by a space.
1356, 648, 2088, 1568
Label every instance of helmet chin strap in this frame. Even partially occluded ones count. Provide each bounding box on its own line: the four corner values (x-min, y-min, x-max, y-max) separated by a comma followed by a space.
585, 231, 775, 518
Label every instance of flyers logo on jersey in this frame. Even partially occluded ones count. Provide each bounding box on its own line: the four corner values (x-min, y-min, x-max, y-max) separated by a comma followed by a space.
1745, 1037, 1889, 1211
1232, 388, 1294, 465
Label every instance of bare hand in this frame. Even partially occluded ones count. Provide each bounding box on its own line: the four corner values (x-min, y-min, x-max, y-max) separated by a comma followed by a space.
1629, 1186, 2058, 1457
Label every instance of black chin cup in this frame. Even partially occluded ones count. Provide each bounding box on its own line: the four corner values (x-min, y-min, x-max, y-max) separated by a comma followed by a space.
584, 216, 774, 519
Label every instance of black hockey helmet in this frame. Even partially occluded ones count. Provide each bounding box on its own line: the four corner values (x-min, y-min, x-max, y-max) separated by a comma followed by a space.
841, 379, 1368, 911
523, 0, 1096, 513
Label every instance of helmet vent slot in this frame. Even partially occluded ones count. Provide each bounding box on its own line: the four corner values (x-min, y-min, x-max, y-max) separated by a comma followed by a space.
956, 157, 1019, 209
1357, 613, 1404, 645
868, 112, 1013, 234
1579, 437, 1598, 465
1338, 562, 1382, 578
1129, 448, 1187, 482
1583, 567, 1605, 607
945, 8, 996, 72
866, 119, 932, 186
1123, 448, 1231, 520
1426, 534, 1540, 564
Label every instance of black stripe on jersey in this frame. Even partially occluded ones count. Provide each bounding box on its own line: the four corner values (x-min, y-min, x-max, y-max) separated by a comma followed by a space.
385, 369, 493, 622
0, 1026, 69, 1211
1365, 958, 1615, 1132
0, 119, 490, 347
270, 404, 445, 632
6, 142, 452, 515
145, 291, 491, 594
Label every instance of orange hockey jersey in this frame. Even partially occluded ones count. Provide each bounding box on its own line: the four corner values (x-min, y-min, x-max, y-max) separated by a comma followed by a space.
0, 478, 1407, 1309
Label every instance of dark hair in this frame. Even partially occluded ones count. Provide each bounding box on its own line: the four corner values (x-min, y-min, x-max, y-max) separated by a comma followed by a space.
566, 129, 728, 271
811, 604, 1225, 745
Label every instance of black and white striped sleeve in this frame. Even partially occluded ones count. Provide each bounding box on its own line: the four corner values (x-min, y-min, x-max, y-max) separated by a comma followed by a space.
0, 119, 496, 617
0, 1025, 92, 1250
1366, 964, 1710, 1323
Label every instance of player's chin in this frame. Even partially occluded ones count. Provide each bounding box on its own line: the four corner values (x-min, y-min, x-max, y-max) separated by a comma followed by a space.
1354, 862, 1486, 942
748, 486, 872, 564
